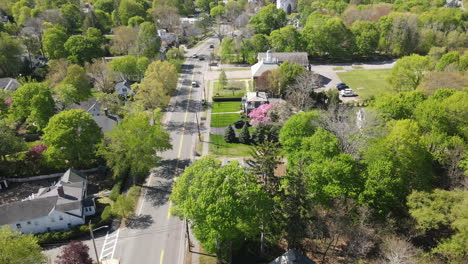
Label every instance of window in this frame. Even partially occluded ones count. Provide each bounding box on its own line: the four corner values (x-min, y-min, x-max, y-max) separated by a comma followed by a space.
27, 221, 31, 225
47, 227, 51, 232
67, 223, 71, 228
16, 223, 21, 229
59, 216, 63, 221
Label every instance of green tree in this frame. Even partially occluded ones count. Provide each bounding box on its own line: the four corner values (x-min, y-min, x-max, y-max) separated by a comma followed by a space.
54, 83, 80, 110
118, 0, 145, 25
249, 4, 287, 35
10, 83, 56, 131
94, 0, 114, 13
435, 51, 460, 71
135, 22, 161, 58
378, 13, 419, 56
360, 119, 433, 215
386, 54, 431, 92
61, 64, 92, 101
64, 35, 103, 64
0, 226, 47, 264
408, 189, 468, 262
270, 25, 304, 52
218, 69, 227, 91
98, 111, 171, 182
0, 125, 26, 160
302, 15, 354, 58
128, 15, 145, 27
239, 123, 250, 144
373, 90, 426, 120
170, 156, 271, 260
135, 60, 178, 109
210, 4, 225, 18
278, 62, 306, 88
42, 26, 69, 59
246, 141, 282, 195
350, 21, 379, 57
220, 36, 235, 63
61, 4, 82, 32
0, 32, 23, 77
224, 124, 236, 143
109, 55, 149, 81
279, 111, 318, 153
42, 109, 103, 169
112, 194, 135, 223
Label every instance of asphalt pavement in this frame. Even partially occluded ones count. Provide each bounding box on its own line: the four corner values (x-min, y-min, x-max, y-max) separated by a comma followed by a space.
110, 38, 215, 264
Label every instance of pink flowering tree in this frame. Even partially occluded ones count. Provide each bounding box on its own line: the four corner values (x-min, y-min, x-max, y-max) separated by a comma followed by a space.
248, 103, 273, 126
26, 144, 48, 161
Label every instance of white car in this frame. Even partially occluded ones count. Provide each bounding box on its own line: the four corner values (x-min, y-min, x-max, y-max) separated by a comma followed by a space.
340, 88, 357, 97
191, 54, 198, 58
191, 81, 198, 87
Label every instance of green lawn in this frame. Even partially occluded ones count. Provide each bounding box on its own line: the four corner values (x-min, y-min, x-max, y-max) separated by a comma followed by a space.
213, 80, 247, 98
211, 101, 241, 113
209, 134, 252, 157
210, 113, 241, 127
337, 69, 393, 100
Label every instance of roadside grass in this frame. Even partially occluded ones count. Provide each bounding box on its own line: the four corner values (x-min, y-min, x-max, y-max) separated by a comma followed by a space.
337, 69, 393, 100
212, 101, 241, 113
352, 65, 364, 69
332, 66, 344, 70
213, 80, 247, 98
209, 134, 252, 157
210, 113, 241, 127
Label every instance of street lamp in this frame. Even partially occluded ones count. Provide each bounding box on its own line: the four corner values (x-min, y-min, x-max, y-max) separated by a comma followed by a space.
89, 221, 109, 264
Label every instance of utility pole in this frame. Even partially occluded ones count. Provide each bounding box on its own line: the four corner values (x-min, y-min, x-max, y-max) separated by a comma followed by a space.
89, 221, 100, 264
185, 219, 192, 252
89, 221, 109, 264
194, 103, 201, 141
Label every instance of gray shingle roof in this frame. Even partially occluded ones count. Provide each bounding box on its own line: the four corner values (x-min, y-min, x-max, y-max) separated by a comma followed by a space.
0, 196, 57, 225
0, 169, 87, 225
71, 98, 100, 113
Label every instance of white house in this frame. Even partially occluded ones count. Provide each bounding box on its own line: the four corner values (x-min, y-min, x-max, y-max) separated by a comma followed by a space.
0, 169, 95, 234
277, 0, 297, 14
251, 51, 280, 80
242, 91, 269, 114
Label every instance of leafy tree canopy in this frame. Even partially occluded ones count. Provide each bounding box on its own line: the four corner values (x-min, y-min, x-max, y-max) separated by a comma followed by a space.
0, 226, 47, 264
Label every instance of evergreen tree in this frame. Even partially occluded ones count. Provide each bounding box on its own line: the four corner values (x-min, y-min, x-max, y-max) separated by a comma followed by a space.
224, 125, 236, 143
239, 123, 250, 144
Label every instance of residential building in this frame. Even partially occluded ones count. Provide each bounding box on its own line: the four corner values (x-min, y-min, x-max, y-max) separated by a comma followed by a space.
71, 98, 119, 133
251, 50, 280, 80
0, 78, 20, 92
158, 29, 177, 46
115, 80, 134, 98
242, 91, 268, 114
0, 169, 95, 234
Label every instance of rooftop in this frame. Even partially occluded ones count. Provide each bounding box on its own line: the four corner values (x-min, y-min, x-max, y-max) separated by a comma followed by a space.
0, 169, 87, 225
0, 78, 20, 92
257, 52, 309, 66
251, 61, 279, 78
245, 92, 268, 102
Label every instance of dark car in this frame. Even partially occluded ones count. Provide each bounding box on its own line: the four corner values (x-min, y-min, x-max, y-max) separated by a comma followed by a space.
198, 56, 205, 61
209, 44, 214, 48
336, 83, 349, 90
233, 120, 250, 129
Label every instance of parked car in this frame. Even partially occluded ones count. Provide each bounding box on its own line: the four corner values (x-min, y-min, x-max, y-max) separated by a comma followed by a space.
233, 120, 250, 129
191, 81, 198, 87
198, 56, 205, 61
209, 61, 218, 66
336, 83, 349, 90
191, 54, 198, 58
201, 99, 206, 105
209, 44, 214, 48
340, 88, 357, 97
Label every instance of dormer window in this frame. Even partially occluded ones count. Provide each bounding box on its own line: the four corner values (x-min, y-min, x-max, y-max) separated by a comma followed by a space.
16, 223, 21, 229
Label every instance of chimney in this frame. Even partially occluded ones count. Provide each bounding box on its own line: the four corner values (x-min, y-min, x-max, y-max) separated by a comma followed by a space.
57, 184, 64, 197
104, 107, 109, 116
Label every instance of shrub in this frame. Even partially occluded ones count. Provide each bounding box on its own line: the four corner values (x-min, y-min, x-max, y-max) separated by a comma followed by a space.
109, 183, 121, 201
101, 205, 113, 223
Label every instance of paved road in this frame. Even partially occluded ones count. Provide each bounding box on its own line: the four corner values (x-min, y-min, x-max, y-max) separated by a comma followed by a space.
111, 38, 215, 264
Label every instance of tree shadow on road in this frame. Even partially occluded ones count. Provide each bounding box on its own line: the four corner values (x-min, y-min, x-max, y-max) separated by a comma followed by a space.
126, 214, 154, 229
165, 121, 201, 134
